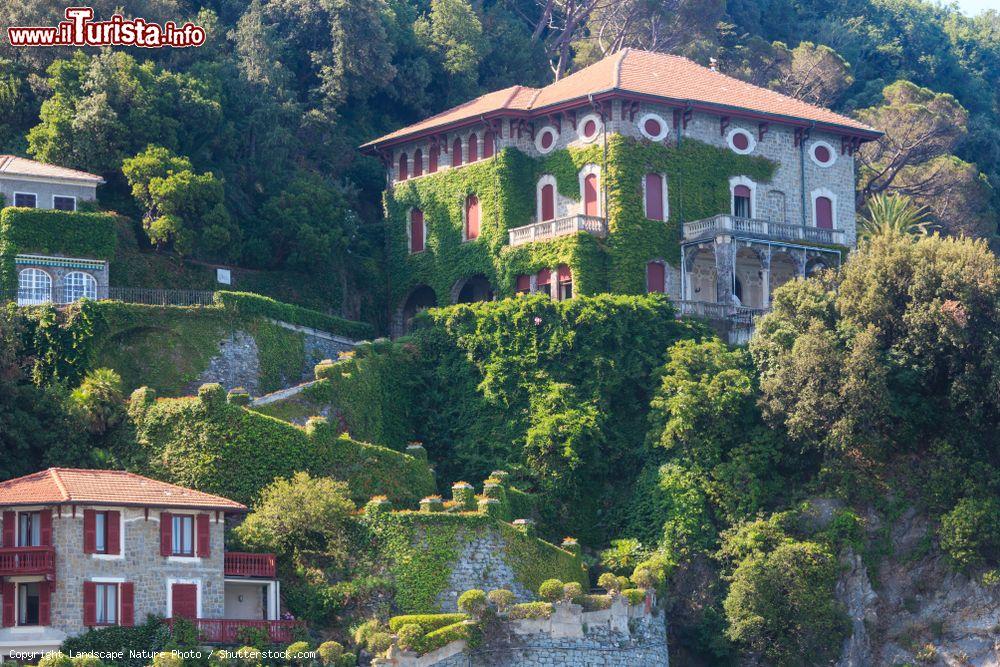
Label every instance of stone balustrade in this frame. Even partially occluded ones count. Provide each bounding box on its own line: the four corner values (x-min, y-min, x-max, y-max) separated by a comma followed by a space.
682, 213, 845, 246
508, 215, 608, 247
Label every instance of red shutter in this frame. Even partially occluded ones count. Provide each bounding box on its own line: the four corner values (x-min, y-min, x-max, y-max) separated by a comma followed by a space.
541, 184, 555, 221
483, 131, 494, 158
468, 134, 478, 162
40, 509, 52, 546
584, 174, 599, 217
196, 514, 210, 558
537, 268, 551, 286
120, 583, 135, 627
647, 261, 665, 293
1, 582, 14, 627
410, 209, 425, 253
413, 149, 423, 177
645, 174, 663, 221
557, 265, 572, 283
83, 581, 97, 626
83, 509, 96, 554
39, 582, 51, 626
171, 584, 198, 619
397, 153, 408, 181
516, 275, 530, 292
465, 195, 480, 240
107, 511, 121, 555
816, 196, 833, 229
429, 145, 438, 173
2, 511, 14, 547
452, 138, 463, 166
160, 512, 172, 556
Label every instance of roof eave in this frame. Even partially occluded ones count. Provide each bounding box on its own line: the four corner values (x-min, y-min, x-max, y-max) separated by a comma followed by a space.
0, 499, 247, 512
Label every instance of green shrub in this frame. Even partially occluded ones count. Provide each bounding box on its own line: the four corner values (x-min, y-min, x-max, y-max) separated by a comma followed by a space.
39, 652, 73, 667
208, 649, 231, 667
622, 589, 646, 605
315, 641, 344, 666
236, 625, 269, 649
395, 623, 424, 651
538, 579, 564, 602
457, 589, 488, 617
388, 614, 467, 634
62, 617, 169, 667
939, 497, 1000, 569
70, 654, 104, 667
234, 646, 262, 667
577, 594, 613, 611
335, 653, 356, 667
284, 641, 312, 665
419, 621, 480, 654
151, 653, 183, 667
598, 572, 621, 593
487, 589, 515, 612
507, 602, 553, 620
367, 632, 393, 656
214, 291, 373, 340
562, 581, 583, 601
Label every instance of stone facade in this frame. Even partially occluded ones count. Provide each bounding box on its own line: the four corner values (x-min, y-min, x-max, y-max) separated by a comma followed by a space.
13, 254, 110, 305
435, 529, 535, 612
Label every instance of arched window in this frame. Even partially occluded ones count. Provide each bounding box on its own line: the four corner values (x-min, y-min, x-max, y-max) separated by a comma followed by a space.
644, 174, 667, 221
537, 176, 557, 222
452, 138, 463, 167
557, 264, 572, 300
468, 134, 478, 163
398, 153, 408, 181
412, 149, 423, 178
646, 261, 666, 293
409, 209, 425, 253
515, 274, 531, 294
536, 268, 552, 297
465, 194, 480, 240
815, 196, 834, 229
428, 144, 439, 173
583, 173, 599, 217
63, 271, 97, 302
18, 268, 52, 305
483, 131, 495, 158
733, 184, 753, 218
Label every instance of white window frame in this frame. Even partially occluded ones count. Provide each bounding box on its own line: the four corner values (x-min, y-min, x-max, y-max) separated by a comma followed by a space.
729, 176, 758, 218
576, 113, 603, 143
407, 208, 427, 254
12, 192, 37, 208
171, 514, 195, 557
18, 268, 53, 306
166, 578, 203, 619
535, 126, 559, 154
727, 128, 757, 155
17, 511, 42, 547
536, 175, 558, 222
641, 173, 669, 221
810, 188, 838, 229
94, 581, 120, 626
52, 195, 77, 211
578, 164, 602, 217
91, 510, 126, 560
809, 140, 837, 168
638, 113, 669, 142
63, 271, 98, 302
16, 581, 43, 627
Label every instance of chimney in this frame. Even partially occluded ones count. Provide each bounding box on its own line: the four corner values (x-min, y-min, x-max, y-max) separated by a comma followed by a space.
709, 57, 718, 72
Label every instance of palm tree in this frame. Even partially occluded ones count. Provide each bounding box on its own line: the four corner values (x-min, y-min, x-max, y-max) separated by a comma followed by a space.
858, 193, 934, 239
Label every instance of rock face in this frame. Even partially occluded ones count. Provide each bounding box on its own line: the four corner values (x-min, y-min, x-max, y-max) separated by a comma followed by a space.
835, 506, 1000, 667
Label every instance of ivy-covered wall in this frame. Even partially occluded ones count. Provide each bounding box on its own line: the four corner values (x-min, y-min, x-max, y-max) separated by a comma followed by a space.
128, 385, 436, 506
384, 137, 776, 309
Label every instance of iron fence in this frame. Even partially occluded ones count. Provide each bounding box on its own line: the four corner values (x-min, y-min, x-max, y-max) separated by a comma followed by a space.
1, 286, 218, 307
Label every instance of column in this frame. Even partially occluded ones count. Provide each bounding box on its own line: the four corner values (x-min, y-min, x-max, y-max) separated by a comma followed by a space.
714, 239, 735, 306
761, 248, 771, 309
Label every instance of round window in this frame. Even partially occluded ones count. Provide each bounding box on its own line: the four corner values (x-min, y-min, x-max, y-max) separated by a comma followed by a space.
576, 113, 602, 143
535, 126, 559, 154
638, 113, 669, 141
810, 141, 837, 167
727, 128, 756, 155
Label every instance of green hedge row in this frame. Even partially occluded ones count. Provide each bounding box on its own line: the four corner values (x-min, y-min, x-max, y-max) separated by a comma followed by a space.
0, 208, 117, 289
128, 384, 435, 506
388, 613, 467, 634
215, 291, 374, 340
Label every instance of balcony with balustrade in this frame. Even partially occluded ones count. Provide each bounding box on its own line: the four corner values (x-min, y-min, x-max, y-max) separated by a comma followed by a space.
507, 214, 608, 247
166, 618, 305, 645
682, 214, 846, 247
224, 552, 276, 578
0, 546, 55, 576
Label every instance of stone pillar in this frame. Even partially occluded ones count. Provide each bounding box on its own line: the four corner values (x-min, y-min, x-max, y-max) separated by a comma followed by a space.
761, 249, 771, 309
713, 239, 735, 306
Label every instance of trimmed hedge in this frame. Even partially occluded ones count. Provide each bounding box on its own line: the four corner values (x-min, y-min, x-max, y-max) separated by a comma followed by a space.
418, 621, 480, 654
215, 291, 374, 340
0, 207, 117, 289
128, 386, 435, 506
507, 602, 553, 620
388, 613, 467, 634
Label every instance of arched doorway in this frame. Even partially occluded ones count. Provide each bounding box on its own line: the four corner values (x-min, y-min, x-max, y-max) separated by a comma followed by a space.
452, 275, 494, 304
398, 285, 437, 335
769, 252, 800, 297
686, 248, 718, 302
734, 247, 765, 308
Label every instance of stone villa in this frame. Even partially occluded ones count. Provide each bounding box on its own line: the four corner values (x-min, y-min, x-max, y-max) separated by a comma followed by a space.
361, 49, 881, 339
0, 468, 296, 658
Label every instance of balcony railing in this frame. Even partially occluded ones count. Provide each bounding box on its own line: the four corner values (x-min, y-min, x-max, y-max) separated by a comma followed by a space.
224, 552, 277, 578
508, 214, 608, 247
0, 546, 55, 575
1, 287, 217, 308
167, 618, 305, 645
682, 214, 845, 246
674, 299, 770, 323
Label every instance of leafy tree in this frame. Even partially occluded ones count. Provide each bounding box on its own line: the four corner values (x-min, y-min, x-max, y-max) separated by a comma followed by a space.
938, 497, 1000, 569
415, 0, 485, 92
70, 367, 125, 435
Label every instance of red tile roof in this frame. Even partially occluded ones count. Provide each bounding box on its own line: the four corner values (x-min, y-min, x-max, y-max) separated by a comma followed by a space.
0, 468, 246, 511
362, 49, 878, 149
0, 155, 104, 184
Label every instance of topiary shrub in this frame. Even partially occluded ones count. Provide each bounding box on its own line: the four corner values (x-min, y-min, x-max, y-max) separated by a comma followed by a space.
622, 588, 646, 605
151, 653, 183, 667
457, 589, 488, 617
227, 387, 251, 405
419, 621, 480, 654
538, 578, 564, 602
315, 641, 344, 666
395, 623, 424, 652
562, 581, 584, 602
598, 572, 622, 593
508, 602, 553, 620
577, 594, 613, 611
367, 632, 393, 656
388, 614, 467, 634
284, 641, 312, 665
487, 589, 516, 612
39, 652, 73, 667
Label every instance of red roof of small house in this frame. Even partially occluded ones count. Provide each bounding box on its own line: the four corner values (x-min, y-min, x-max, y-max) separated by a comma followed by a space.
362, 49, 879, 150
0, 468, 247, 511
0, 155, 105, 184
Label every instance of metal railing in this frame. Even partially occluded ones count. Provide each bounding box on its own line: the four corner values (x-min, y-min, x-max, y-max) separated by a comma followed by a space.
1, 286, 217, 307
167, 618, 304, 644
508, 214, 608, 247
224, 552, 277, 578
674, 299, 771, 323
0, 546, 55, 575
682, 214, 845, 245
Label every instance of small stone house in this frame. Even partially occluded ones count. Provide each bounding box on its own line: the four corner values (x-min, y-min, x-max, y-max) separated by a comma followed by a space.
0, 468, 294, 658
0, 156, 110, 305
